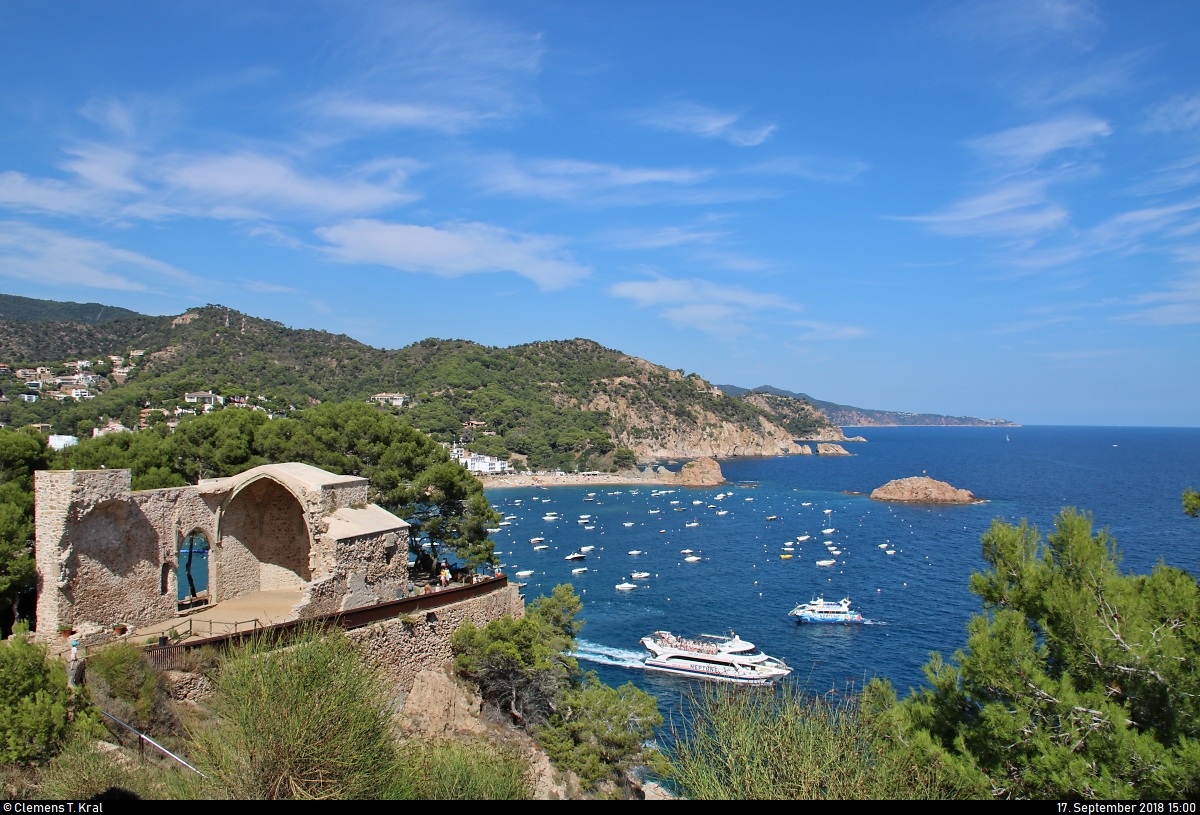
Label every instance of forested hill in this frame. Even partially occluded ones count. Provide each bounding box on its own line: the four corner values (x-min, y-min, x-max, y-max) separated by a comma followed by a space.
718, 384, 1018, 428
0, 293, 143, 324
0, 302, 843, 470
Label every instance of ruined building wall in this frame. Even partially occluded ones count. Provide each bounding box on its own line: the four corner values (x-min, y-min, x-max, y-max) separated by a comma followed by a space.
219, 480, 312, 601
347, 584, 525, 694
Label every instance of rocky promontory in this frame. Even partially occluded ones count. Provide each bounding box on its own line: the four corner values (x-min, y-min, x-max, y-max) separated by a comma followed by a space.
816, 443, 851, 456
646, 456, 726, 487
870, 476, 979, 504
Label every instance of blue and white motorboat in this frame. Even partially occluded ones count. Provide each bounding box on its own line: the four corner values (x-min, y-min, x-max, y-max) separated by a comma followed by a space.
788, 597, 863, 624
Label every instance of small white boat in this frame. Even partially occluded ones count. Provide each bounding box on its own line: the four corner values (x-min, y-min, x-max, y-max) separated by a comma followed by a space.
628, 550, 644, 556
745, 498, 754, 502
571, 567, 588, 574
515, 569, 535, 578
616, 582, 638, 591
505, 515, 517, 520
579, 514, 591, 519
681, 548, 693, 554
766, 515, 778, 521
816, 559, 837, 567
529, 537, 545, 544
584, 525, 595, 530
565, 551, 586, 560
533, 545, 548, 551
830, 549, 842, 556
623, 522, 635, 527
715, 493, 726, 499
486, 528, 501, 534
580, 545, 595, 552
824, 509, 833, 515
801, 502, 812, 506
886, 550, 896, 556
674, 507, 687, 512
631, 571, 650, 579
542, 515, 559, 521
797, 535, 810, 542
822, 528, 836, 534
692, 500, 704, 505
641, 632, 791, 685
685, 522, 699, 528
499, 521, 511, 526
716, 510, 729, 516
649, 509, 661, 514
685, 555, 702, 562
878, 543, 888, 549
670, 500, 680, 505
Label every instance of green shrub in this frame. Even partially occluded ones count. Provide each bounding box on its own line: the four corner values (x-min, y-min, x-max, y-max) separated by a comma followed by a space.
668, 681, 965, 800
0, 625, 94, 763
37, 737, 180, 800
398, 738, 531, 800
536, 678, 662, 790
86, 643, 164, 727
188, 627, 402, 799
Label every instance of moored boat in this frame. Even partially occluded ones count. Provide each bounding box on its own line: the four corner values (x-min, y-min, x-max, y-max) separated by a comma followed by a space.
640, 631, 792, 684
789, 597, 863, 624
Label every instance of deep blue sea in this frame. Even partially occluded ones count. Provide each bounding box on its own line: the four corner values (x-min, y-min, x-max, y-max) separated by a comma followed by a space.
485, 426, 1200, 713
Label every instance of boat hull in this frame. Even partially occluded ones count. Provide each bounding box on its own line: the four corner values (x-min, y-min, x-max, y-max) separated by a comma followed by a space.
643, 658, 790, 685
789, 611, 863, 624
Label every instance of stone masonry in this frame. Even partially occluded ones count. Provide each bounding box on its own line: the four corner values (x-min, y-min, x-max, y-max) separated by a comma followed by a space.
35, 462, 411, 643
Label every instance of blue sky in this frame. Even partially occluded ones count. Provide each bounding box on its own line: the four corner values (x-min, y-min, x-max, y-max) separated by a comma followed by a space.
1, 1, 1198, 425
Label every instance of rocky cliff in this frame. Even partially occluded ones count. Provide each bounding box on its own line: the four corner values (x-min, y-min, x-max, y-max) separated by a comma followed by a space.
870, 476, 979, 503
645, 456, 726, 487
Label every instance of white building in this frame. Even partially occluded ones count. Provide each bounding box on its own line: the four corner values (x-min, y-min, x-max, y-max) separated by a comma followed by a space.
448, 446, 511, 474
368, 393, 410, 407
185, 391, 225, 406
47, 435, 78, 451
93, 420, 132, 438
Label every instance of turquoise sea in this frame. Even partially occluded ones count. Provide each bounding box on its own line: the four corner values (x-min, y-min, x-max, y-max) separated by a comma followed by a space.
484, 426, 1200, 711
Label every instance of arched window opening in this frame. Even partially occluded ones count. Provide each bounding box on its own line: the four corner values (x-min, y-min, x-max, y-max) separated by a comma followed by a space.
179, 531, 211, 608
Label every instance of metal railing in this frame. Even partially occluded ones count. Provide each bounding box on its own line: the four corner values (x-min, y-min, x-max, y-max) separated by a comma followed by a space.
143, 575, 509, 670
97, 709, 207, 777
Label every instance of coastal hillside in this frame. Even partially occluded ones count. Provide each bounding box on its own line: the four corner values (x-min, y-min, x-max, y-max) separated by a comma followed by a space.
719, 384, 1018, 427
0, 293, 143, 324
0, 300, 845, 469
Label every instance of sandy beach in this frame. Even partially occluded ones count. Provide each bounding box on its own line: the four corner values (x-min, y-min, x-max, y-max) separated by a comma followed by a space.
477, 471, 661, 489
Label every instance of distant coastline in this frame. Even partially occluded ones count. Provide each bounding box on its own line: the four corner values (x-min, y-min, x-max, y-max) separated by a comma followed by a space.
479, 472, 660, 489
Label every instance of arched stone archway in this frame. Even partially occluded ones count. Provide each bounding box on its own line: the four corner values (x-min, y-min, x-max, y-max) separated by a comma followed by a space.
216, 477, 312, 602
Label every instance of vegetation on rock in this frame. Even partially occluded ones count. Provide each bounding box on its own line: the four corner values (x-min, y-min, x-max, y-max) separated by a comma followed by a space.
1185, 487, 1199, 517
452, 584, 662, 790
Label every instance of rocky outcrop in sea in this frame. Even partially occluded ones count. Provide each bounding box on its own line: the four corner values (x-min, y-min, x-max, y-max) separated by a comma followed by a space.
644, 456, 726, 487
870, 476, 979, 503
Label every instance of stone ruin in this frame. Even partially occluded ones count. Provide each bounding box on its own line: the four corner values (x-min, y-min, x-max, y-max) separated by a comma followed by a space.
35, 462, 412, 642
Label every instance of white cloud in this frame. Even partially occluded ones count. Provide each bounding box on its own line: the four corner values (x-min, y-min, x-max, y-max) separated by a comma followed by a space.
934, 0, 1103, 54
158, 151, 415, 216
316, 3, 543, 132
788, 321, 868, 340
609, 275, 798, 336
1145, 93, 1200, 133
970, 115, 1111, 168
607, 226, 729, 250
478, 155, 714, 202
637, 103, 777, 147
1122, 269, 1200, 325
0, 221, 191, 291
899, 181, 1069, 238
318, 98, 489, 133
315, 219, 589, 290
243, 279, 303, 295
0, 146, 417, 223
746, 156, 869, 184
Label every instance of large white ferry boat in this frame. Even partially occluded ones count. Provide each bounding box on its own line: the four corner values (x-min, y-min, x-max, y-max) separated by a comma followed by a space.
788, 597, 863, 624
640, 631, 792, 684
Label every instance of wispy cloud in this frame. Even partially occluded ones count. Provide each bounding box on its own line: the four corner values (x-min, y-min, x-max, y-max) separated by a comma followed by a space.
636, 102, 777, 147
899, 180, 1069, 238
969, 115, 1110, 168
477, 155, 718, 203
314, 219, 589, 290
243, 279, 303, 295
787, 320, 867, 340
1121, 268, 1200, 325
0, 146, 417, 222
0, 221, 192, 291
606, 225, 729, 250
745, 156, 869, 184
1145, 93, 1200, 133
316, 3, 543, 132
933, 0, 1103, 55
609, 274, 798, 336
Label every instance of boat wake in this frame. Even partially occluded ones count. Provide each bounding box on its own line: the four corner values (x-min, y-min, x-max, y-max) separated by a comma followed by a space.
575, 640, 646, 670
862, 619, 889, 626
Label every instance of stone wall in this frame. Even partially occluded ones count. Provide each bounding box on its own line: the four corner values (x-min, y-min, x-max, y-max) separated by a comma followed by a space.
348, 584, 525, 694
